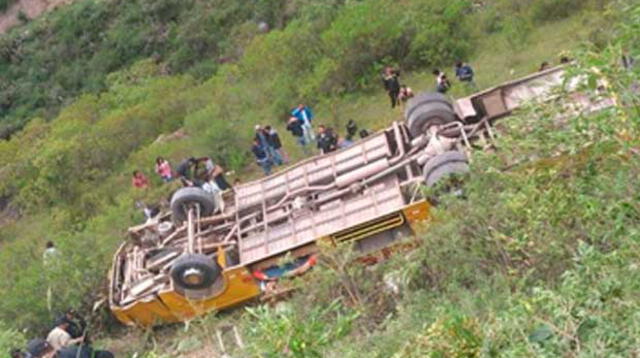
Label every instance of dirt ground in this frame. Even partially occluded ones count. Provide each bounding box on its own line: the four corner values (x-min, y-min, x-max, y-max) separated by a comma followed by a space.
0, 0, 74, 34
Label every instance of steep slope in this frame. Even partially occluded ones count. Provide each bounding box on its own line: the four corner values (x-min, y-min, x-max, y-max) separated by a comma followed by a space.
0, 0, 634, 356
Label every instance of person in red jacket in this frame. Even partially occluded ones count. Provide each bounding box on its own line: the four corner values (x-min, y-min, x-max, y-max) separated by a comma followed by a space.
131, 170, 149, 189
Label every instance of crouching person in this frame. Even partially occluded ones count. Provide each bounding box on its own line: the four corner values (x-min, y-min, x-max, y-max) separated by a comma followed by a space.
24, 338, 114, 358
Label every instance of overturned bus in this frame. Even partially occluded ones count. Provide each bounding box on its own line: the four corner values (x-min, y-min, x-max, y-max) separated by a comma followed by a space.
109, 66, 615, 326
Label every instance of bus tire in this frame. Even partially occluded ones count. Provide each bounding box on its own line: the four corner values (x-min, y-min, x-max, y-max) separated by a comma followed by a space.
171, 254, 221, 291
407, 101, 457, 138
422, 151, 469, 187
405, 92, 452, 121
170, 187, 218, 222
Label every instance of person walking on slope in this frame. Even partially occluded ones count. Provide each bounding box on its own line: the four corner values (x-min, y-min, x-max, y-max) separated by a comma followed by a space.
265, 125, 288, 163
255, 125, 282, 165
382, 66, 401, 108
251, 138, 272, 176
291, 104, 315, 144
433, 69, 451, 94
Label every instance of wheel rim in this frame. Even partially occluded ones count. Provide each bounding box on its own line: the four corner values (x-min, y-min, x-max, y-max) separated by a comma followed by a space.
183, 268, 204, 286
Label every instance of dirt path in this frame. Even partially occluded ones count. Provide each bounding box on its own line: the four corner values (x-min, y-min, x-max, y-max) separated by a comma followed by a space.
0, 0, 73, 34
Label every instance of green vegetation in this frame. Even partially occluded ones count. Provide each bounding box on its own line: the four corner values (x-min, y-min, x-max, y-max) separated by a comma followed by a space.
0, 0, 636, 356
0, 0, 17, 13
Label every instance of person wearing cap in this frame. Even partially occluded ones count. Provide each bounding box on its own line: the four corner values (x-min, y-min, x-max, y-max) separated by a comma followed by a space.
46, 319, 84, 351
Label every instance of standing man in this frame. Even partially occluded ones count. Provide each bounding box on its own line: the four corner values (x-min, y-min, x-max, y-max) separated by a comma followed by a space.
255, 125, 282, 165
316, 125, 337, 154
287, 116, 310, 155
382, 66, 401, 108
265, 125, 288, 163
291, 104, 315, 144
454, 61, 476, 88
251, 138, 272, 176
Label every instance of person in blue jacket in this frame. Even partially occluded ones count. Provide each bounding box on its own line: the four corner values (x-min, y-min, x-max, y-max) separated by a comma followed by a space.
291, 104, 315, 144
455, 61, 476, 88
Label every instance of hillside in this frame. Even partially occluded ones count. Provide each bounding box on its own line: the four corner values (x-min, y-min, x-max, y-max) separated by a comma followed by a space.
0, 0, 73, 34
0, 0, 638, 356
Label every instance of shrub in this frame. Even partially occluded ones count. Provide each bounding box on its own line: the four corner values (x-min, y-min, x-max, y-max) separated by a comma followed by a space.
245, 300, 357, 357
529, 0, 584, 23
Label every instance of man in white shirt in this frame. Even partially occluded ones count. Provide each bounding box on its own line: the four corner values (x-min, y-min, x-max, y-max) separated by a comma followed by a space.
46, 319, 83, 351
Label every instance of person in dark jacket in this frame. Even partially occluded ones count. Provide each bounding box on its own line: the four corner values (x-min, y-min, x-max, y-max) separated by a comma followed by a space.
287, 116, 310, 155
265, 125, 288, 163
175, 157, 198, 186
455, 61, 476, 87
382, 66, 401, 108
346, 119, 358, 139
252, 138, 272, 176
255, 125, 282, 165
316, 125, 337, 154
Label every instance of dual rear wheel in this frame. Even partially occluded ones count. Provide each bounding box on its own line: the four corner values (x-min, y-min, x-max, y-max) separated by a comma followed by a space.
405, 92, 470, 187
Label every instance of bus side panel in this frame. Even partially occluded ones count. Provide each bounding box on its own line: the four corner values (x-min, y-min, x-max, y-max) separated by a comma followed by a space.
402, 200, 431, 227
158, 266, 261, 321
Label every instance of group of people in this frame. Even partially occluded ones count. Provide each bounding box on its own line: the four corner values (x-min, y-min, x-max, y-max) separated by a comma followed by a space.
10, 309, 113, 358
131, 61, 478, 184
432, 61, 476, 95
382, 66, 414, 108
252, 123, 288, 176
130, 156, 174, 190
251, 103, 372, 176
132, 156, 232, 194
381, 61, 476, 108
